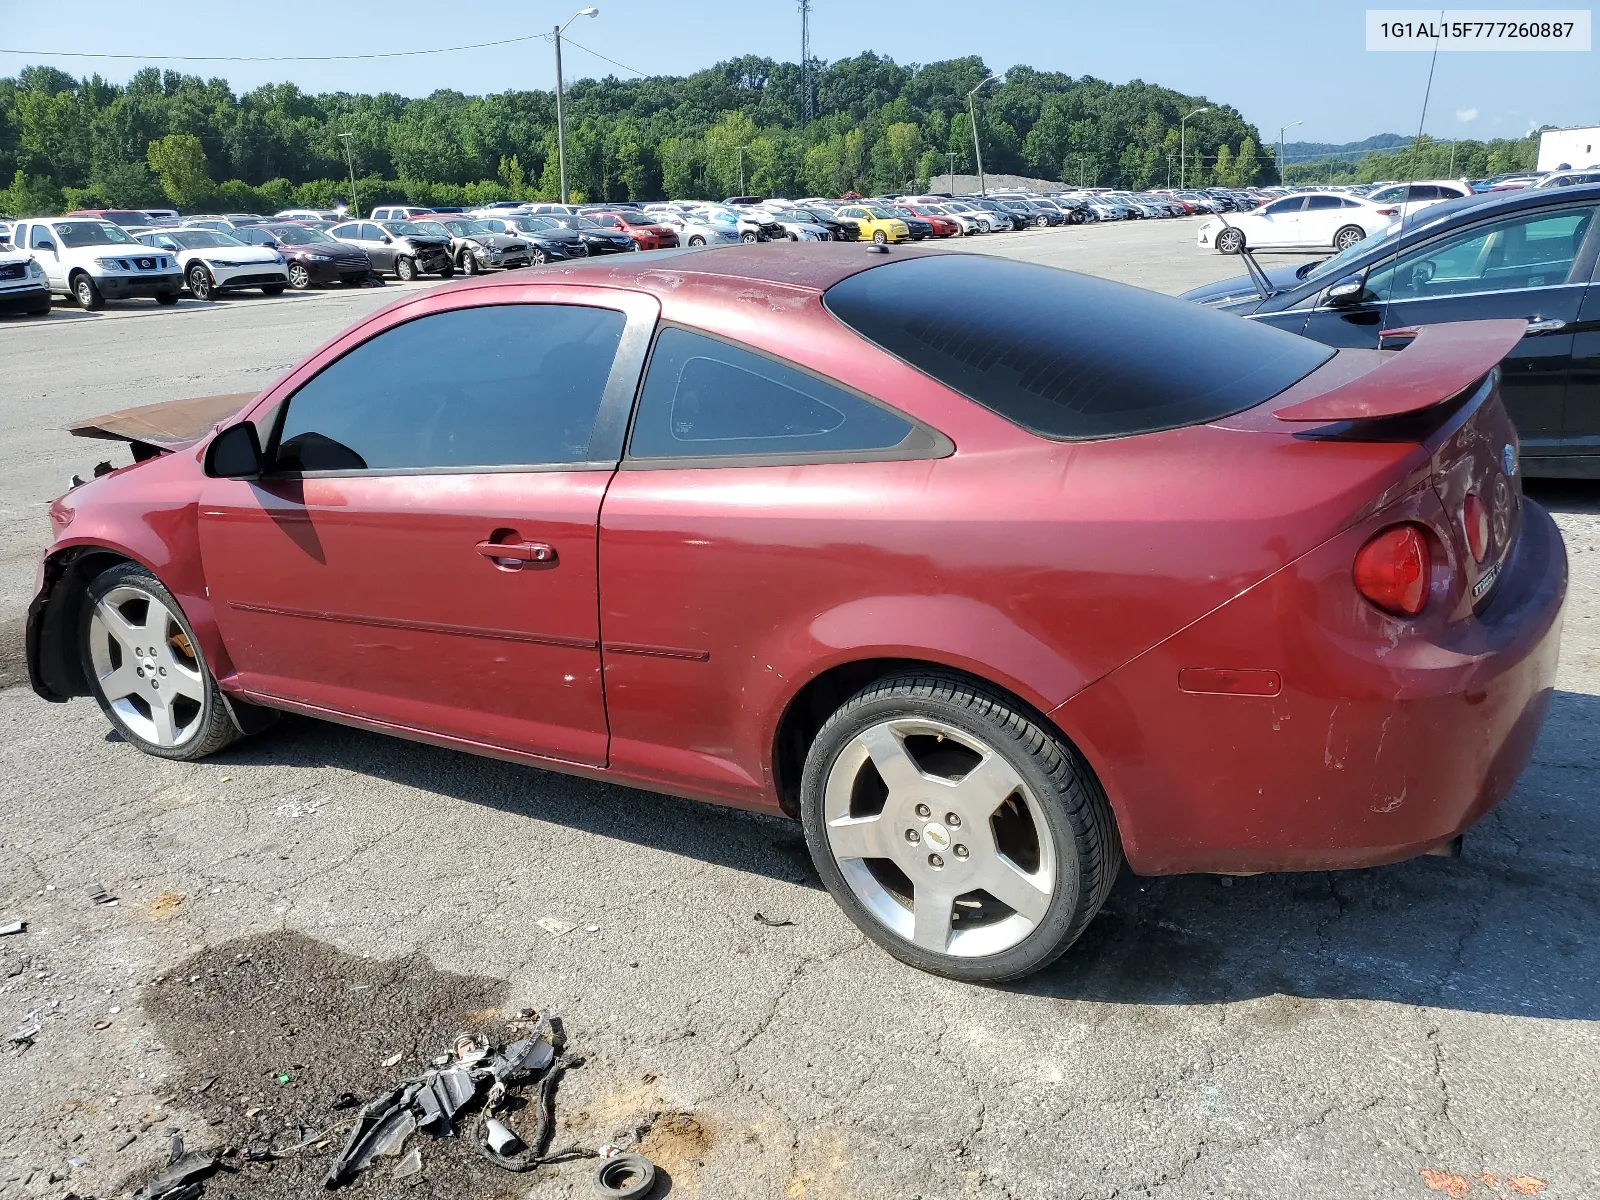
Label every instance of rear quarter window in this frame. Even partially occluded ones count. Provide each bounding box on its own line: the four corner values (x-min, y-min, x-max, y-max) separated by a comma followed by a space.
822, 255, 1334, 440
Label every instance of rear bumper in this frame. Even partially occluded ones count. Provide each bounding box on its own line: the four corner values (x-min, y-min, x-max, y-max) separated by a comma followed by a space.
1053, 499, 1567, 875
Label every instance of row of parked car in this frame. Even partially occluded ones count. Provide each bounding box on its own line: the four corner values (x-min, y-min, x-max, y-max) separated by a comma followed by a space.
0, 182, 1274, 315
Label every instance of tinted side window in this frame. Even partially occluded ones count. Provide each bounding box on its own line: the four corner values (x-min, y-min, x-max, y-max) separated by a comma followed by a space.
31, 225, 55, 248
1368, 206, 1595, 301
274, 304, 626, 472
1263, 198, 1305, 215
1305, 195, 1342, 210
328, 224, 356, 240
629, 328, 914, 460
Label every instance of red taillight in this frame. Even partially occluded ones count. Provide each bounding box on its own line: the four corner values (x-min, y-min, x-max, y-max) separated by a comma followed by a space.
1376, 207, 1400, 216
1462, 493, 1490, 562
1353, 524, 1430, 616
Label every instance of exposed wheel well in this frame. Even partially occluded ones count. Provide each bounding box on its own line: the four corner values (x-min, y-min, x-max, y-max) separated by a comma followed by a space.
771, 657, 1079, 818
32, 547, 136, 699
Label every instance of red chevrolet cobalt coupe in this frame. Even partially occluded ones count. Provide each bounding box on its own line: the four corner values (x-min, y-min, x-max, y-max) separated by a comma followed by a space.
28, 245, 1565, 982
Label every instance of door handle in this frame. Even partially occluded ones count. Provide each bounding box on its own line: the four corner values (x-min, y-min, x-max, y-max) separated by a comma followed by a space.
475, 540, 556, 565
1524, 318, 1567, 335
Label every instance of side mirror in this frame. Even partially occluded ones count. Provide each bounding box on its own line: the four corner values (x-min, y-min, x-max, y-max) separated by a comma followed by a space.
1324, 275, 1367, 307
380, 235, 392, 244
204, 422, 263, 479
37, 240, 56, 253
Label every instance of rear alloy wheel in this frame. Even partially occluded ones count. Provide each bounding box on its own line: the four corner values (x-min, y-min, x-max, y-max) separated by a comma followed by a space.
287, 263, 311, 289
688, 235, 706, 247
529, 246, 548, 266
872, 230, 888, 245
801, 673, 1122, 982
395, 254, 418, 281
1215, 227, 1246, 255
1333, 224, 1366, 252
741, 230, 758, 243
79, 563, 241, 761
186, 263, 215, 301
73, 274, 105, 310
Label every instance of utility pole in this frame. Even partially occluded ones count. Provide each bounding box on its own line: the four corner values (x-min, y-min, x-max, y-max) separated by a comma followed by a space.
337, 132, 359, 218
1180, 106, 1210, 189
799, 0, 813, 122
966, 73, 1000, 195
1277, 119, 1302, 183
945, 150, 957, 188
554, 7, 599, 204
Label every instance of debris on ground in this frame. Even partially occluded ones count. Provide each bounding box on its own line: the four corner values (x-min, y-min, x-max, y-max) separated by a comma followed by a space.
0, 919, 24, 936
591, 1151, 658, 1199
324, 1012, 584, 1188
133, 1150, 222, 1200
536, 917, 575, 937
753, 912, 794, 927
88, 883, 119, 906
8, 1010, 43, 1048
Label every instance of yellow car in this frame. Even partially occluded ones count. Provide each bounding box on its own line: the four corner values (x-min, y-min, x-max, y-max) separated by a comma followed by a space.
835, 205, 912, 244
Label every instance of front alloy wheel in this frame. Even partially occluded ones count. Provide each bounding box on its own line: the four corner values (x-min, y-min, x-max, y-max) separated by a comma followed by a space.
187, 263, 214, 300
80, 564, 241, 760
801, 673, 1121, 981
287, 262, 311, 289
872, 230, 888, 245
461, 252, 481, 276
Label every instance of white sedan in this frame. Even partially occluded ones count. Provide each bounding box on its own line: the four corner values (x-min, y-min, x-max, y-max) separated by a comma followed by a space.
1362, 179, 1474, 223
1197, 192, 1399, 254
135, 228, 288, 299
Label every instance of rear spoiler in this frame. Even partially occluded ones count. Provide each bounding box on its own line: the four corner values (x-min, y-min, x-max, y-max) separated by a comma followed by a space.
67, 392, 256, 456
1274, 319, 1527, 423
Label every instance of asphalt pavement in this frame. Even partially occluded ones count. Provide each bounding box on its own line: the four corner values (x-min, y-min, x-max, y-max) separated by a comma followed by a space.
0, 219, 1596, 1200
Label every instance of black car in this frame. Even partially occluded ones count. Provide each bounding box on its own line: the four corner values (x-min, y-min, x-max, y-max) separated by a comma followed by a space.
883, 206, 934, 240
474, 215, 590, 264
1181, 183, 1600, 478
796, 206, 857, 241
552, 215, 639, 255
238, 224, 373, 289
1014, 199, 1067, 227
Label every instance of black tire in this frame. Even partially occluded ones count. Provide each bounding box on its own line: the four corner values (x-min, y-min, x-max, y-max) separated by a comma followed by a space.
260, 283, 285, 296
741, 230, 758, 243
78, 562, 242, 762
529, 246, 548, 266
1333, 224, 1365, 252
688, 235, 706, 247
460, 251, 481, 276
438, 262, 455, 278
1215, 227, 1246, 255
395, 254, 417, 281
287, 263, 311, 290
872, 229, 888, 245
799, 671, 1122, 983
155, 293, 180, 306
28, 299, 53, 316
339, 274, 367, 287
186, 263, 214, 301
73, 273, 105, 311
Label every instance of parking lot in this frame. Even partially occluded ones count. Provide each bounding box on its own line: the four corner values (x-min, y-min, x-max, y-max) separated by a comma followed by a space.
1, 219, 1597, 1200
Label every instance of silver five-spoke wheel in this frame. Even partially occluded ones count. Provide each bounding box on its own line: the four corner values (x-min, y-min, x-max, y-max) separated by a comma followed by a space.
824, 718, 1056, 958
89, 583, 207, 748
801, 673, 1121, 981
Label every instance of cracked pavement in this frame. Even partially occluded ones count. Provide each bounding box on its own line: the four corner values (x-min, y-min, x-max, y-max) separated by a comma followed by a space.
2, 222, 1597, 1199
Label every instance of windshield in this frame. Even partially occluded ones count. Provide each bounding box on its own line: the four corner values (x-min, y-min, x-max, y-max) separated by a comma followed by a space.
265, 225, 335, 245
170, 230, 244, 249
444, 219, 494, 235
414, 221, 452, 237
1299, 223, 1407, 283
921, 205, 947, 214
866, 207, 896, 219
513, 217, 560, 232
381, 221, 430, 236
568, 217, 602, 230
52, 221, 135, 247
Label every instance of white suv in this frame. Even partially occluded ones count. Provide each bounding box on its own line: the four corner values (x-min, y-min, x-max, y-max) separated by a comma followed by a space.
0, 244, 52, 316
11, 217, 182, 309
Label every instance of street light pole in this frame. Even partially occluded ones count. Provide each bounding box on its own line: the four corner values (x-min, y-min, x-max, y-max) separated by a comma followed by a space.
1277, 119, 1303, 183
1179, 106, 1210, 189
553, 7, 599, 205
337, 132, 359, 218
945, 150, 957, 188
966, 73, 1000, 195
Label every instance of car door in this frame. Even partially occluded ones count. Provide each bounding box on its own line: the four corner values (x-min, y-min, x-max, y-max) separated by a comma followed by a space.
198, 290, 658, 765
29, 224, 65, 289
354, 223, 393, 270
597, 325, 947, 795
1561, 253, 1600, 459
1250, 196, 1306, 247
1301, 201, 1598, 459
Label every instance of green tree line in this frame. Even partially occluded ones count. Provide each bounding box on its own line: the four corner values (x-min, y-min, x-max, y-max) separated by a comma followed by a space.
1281, 133, 1539, 186
0, 55, 1275, 216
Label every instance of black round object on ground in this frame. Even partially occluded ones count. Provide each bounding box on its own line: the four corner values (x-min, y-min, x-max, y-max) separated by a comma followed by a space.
592, 1153, 657, 1198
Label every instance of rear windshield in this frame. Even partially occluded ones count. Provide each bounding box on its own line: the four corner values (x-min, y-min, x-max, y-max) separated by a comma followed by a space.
822, 256, 1334, 440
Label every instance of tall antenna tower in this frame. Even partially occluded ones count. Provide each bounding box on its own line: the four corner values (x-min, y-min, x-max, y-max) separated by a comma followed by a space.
799, 0, 814, 122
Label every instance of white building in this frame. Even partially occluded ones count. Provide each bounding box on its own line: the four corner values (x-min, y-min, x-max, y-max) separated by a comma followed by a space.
1537, 125, 1600, 171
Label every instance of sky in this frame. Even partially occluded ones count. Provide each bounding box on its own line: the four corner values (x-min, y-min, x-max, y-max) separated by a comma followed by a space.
1, 0, 1593, 150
